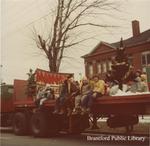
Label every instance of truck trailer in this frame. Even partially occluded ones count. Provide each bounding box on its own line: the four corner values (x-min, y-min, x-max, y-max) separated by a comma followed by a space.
1, 69, 150, 137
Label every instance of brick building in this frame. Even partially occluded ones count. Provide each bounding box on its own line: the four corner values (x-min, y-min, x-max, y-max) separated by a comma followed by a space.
82, 20, 150, 78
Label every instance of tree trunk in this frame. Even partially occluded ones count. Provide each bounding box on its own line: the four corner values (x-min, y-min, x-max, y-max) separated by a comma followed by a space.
49, 60, 58, 73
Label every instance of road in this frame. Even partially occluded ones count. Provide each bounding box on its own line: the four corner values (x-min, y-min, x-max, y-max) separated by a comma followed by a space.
0, 130, 149, 146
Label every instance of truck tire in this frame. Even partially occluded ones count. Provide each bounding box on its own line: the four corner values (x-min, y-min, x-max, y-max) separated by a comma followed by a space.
69, 114, 89, 134
13, 112, 28, 135
1, 114, 9, 127
49, 114, 60, 135
31, 112, 49, 137
107, 115, 139, 128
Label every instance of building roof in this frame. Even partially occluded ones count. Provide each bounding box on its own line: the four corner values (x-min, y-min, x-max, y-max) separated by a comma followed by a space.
111, 29, 150, 48
82, 41, 114, 58
83, 29, 150, 58
88, 41, 115, 54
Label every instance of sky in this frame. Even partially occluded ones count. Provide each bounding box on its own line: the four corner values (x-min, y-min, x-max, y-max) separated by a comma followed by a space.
1, 0, 150, 84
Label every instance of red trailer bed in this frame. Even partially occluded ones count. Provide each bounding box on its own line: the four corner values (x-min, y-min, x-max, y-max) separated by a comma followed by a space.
95, 93, 150, 104
14, 93, 150, 115
92, 93, 150, 115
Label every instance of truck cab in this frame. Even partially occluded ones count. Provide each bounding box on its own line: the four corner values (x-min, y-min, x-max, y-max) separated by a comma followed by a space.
0, 84, 14, 126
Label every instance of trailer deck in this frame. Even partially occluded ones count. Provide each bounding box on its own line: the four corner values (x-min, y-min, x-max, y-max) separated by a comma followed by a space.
92, 93, 150, 115
13, 93, 150, 115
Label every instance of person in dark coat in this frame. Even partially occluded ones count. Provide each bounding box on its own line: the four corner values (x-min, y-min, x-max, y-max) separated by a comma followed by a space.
54, 75, 79, 115
124, 66, 137, 83
127, 70, 142, 92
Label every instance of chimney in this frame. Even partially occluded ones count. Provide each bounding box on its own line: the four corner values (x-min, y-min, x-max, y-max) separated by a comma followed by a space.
132, 20, 140, 37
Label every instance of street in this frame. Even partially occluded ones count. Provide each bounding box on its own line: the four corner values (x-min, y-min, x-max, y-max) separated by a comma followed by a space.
0, 130, 149, 146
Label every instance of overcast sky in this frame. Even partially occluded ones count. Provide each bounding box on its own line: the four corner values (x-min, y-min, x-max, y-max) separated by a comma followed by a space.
1, 0, 150, 84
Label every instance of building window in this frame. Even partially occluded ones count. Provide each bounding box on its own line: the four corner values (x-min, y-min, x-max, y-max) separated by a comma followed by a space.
102, 61, 107, 73
141, 51, 150, 72
8, 88, 14, 94
128, 54, 133, 65
141, 51, 150, 65
97, 62, 101, 74
88, 64, 93, 76
107, 60, 112, 71
142, 55, 146, 65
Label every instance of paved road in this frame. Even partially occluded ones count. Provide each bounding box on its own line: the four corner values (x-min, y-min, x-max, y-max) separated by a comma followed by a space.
0, 131, 149, 146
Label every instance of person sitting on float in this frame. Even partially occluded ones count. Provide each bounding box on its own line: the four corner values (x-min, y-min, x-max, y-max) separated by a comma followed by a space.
81, 75, 105, 114
126, 70, 142, 93
139, 72, 149, 92
72, 77, 92, 114
53, 75, 79, 115
105, 70, 119, 95
35, 85, 55, 108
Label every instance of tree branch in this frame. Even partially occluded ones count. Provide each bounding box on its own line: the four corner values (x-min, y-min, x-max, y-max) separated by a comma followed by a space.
31, 0, 122, 72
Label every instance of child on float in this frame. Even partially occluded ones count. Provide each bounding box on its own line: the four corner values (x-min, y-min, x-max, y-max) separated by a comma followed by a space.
81, 75, 105, 114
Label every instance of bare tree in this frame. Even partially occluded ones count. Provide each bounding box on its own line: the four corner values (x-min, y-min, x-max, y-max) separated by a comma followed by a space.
33, 0, 121, 72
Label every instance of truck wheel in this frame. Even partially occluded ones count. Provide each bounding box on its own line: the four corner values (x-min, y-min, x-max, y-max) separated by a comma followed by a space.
49, 114, 60, 136
69, 114, 89, 134
31, 112, 48, 137
13, 112, 28, 135
1, 114, 8, 127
